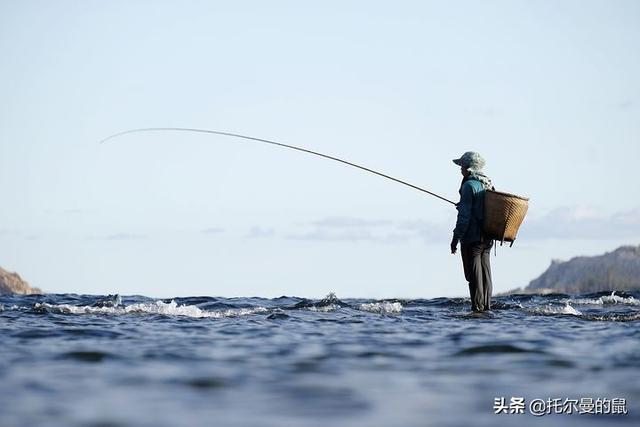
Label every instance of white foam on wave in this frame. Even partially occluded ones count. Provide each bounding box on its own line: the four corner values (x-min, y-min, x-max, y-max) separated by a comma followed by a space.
33, 300, 268, 319
531, 302, 582, 316
560, 303, 582, 316
358, 302, 403, 314
308, 304, 340, 312
572, 292, 640, 306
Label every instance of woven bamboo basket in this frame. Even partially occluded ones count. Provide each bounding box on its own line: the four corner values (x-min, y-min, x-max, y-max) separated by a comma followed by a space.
483, 190, 529, 246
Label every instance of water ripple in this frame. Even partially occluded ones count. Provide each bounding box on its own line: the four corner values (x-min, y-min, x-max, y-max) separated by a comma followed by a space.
1, 291, 638, 427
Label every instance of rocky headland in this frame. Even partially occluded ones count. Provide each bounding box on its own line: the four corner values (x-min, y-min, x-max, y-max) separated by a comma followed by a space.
0, 267, 42, 295
505, 244, 640, 294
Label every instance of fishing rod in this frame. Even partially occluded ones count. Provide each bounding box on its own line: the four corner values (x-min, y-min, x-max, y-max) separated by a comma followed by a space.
100, 127, 457, 206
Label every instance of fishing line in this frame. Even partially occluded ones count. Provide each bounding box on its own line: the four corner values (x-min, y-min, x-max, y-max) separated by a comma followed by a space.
100, 127, 456, 206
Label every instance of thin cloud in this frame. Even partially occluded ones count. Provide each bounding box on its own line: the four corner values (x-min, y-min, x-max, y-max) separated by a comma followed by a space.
289, 216, 391, 242
397, 219, 449, 242
310, 217, 393, 228
63, 208, 87, 214
287, 207, 640, 245
287, 216, 447, 244
246, 226, 275, 239
617, 100, 634, 110
287, 228, 376, 242
519, 206, 640, 240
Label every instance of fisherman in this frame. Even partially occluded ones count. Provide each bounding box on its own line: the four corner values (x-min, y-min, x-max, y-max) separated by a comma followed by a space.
450, 152, 495, 312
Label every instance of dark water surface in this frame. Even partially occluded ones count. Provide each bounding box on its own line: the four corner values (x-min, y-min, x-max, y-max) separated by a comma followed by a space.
1, 291, 639, 427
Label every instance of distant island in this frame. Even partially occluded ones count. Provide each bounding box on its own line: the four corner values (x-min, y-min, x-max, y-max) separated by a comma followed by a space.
0, 267, 42, 295
505, 244, 640, 294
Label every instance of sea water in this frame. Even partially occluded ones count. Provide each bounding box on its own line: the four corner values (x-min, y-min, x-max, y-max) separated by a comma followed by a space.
1, 291, 639, 427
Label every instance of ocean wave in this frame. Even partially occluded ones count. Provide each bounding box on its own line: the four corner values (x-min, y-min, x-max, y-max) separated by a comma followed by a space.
454, 344, 546, 356
582, 312, 640, 322
530, 302, 582, 316
297, 292, 350, 312
32, 300, 268, 318
571, 292, 640, 306
266, 311, 290, 320
358, 302, 403, 314
308, 304, 341, 312
490, 301, 523, 310
91, 294, 123, 308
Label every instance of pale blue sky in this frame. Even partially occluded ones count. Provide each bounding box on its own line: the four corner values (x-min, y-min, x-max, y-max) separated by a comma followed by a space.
1, 0, 639, 298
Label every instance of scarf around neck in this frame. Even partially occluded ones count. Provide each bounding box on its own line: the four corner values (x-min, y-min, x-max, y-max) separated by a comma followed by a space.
464, 171, 494, 191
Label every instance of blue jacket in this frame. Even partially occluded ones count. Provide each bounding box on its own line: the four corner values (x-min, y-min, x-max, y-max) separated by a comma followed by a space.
453, 178, 487, 243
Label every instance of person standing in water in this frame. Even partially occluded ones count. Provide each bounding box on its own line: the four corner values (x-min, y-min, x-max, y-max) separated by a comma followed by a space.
450, 152, 495, 312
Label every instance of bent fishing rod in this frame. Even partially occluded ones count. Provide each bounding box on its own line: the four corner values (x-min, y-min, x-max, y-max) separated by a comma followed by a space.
100, 127, 456, 206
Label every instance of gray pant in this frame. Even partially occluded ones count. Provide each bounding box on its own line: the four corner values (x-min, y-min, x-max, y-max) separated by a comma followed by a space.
461, 239, 493, 312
